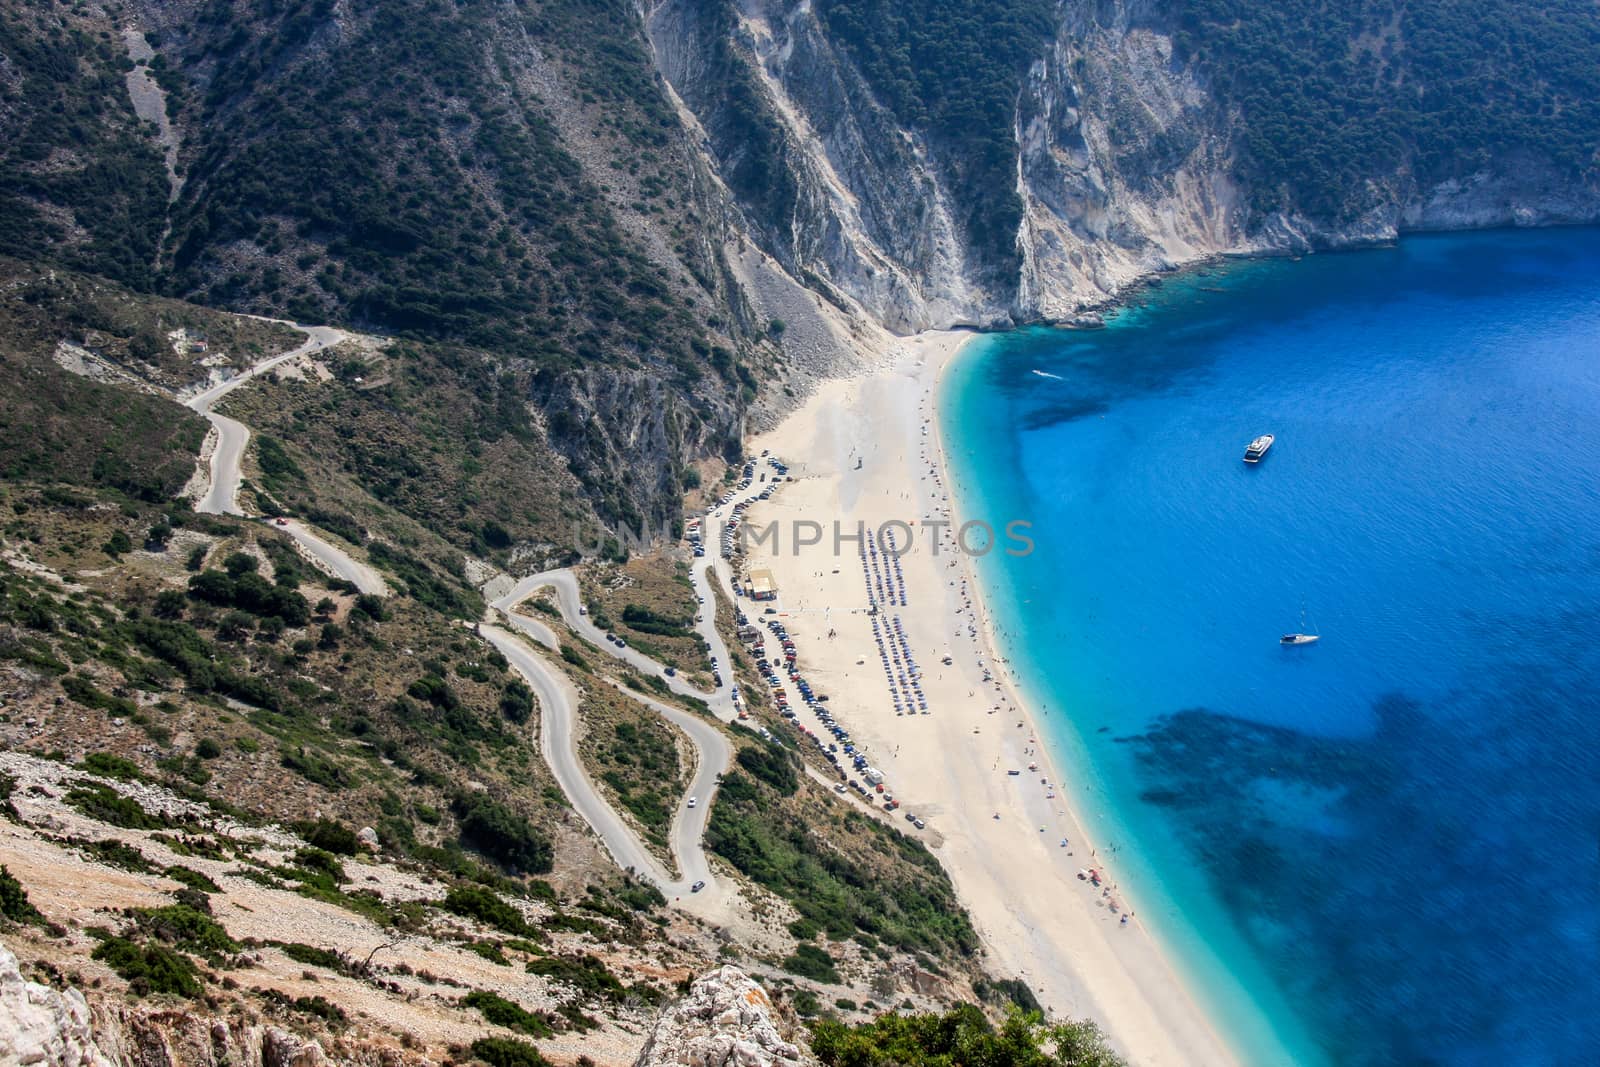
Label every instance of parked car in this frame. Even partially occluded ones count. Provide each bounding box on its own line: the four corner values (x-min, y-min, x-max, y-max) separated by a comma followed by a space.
690, 880, 706, 893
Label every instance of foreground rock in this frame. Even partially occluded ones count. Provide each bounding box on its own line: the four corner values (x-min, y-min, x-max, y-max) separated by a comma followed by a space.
634, 967, 815, 1067
0, 944, 113, 1067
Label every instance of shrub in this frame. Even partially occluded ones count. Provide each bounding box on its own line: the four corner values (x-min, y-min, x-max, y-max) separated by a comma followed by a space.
81, 751, 142, 780
524, 953, 629, 1002
194, 737, 223, 760
0, 866, 45, 925
279, 942, 347, 971
131, 903, 238, 959
810, 1003, 1124, 1067
64, 784, 172, 829
91, 937, 202, 997
499, 680, 534, 724
782, 942, 840, 984
103, 530, 133, 557
452, 793, 553, 874
295, 817, 361, 855
164, 866, 221, 893
974, 976, 1041, 1015
462, 990, 552, 1037
468, 1037, 551, 1067
441, 884, 533, 937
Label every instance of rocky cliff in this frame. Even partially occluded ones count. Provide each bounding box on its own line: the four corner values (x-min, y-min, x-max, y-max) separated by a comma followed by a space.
646, 0, 1600, 329
2, 0, 1596, 545
633, 966, 814, 1067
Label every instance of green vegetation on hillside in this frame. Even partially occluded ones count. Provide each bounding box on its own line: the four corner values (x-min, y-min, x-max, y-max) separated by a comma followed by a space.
810, 1004, 1123, 1067
159, 0, 727, 379
582, 697, 684, 854
0, 483, 568, 879
0, 6, 168, 285
0, 865, 46, 926
707, 760, 977, 960
1173, 0, 1600, 218
815, 0, 1056, 278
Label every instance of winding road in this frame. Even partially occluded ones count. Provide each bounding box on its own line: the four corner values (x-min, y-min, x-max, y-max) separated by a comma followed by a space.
185, 323, 386, 596
183, 320, 774, 911
482, 472, 785, 907
187, 324, 343, 516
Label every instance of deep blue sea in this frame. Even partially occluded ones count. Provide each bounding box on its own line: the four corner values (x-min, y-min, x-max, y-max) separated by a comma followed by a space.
941, 229, 1600, 1067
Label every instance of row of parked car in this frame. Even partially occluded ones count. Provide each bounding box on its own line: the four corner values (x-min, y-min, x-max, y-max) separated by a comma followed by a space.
734, 611, 921, 830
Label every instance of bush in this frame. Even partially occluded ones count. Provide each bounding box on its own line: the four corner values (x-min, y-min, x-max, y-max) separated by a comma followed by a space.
194, 737, 222, 760
452, 793, 553, 874
975, 976, 1041, 1015
462, 990, 552, 1037
736, 741, 798, 795
280, 747, 348, 790
131, 902, 238, 959
164, 866, 221, 893
279, 942, 347, 971
782, 942, 840, 984
468, 1037, 551, 1067
103, 530, 133, 557
499, 680, 534, 724
64, 784, 172, 829
0, 866, 45, 925
81, 751, 142, 780
524, 953, 628, 1002
91, 937, 203, 998
810, 1004, 1124, 1067
295, 817, 361, 855
441, 884, 533, 937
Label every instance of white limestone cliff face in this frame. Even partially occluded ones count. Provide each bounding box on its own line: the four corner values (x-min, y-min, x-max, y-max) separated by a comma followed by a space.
633, 966, 815, 1067
0, 944, 114, 1067
647, 0, 1600, 334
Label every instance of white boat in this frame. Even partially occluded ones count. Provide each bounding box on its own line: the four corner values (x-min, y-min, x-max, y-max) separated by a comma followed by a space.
1244, 434, 1275, 463
1281, 604, 1320, 646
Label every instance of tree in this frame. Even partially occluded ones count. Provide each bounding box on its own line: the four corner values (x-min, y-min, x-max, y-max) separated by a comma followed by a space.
152, 590, 187, 620
216, 610, 255, 641
499, 680, 534, 724
809, 1005, 1123, 1067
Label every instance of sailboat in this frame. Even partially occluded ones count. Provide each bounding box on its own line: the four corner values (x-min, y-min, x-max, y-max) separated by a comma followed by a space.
1281, 604, 1320, 646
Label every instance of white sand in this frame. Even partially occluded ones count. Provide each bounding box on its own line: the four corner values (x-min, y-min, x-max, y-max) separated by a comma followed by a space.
743, 332, 1242, 1066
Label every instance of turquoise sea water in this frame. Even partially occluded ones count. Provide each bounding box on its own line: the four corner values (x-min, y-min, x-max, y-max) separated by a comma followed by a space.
941, 229, 1600, 1066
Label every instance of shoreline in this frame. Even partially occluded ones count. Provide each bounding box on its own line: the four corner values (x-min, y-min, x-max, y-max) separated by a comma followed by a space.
742, 330, 1245, 1066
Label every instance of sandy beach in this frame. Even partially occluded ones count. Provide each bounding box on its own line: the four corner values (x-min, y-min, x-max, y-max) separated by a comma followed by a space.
742, 331, 1242, 1067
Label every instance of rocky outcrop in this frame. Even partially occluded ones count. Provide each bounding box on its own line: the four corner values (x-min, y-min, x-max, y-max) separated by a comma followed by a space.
647, 0, 1600, 332
88, 1009, 343, 1067
1, 941, 429, 1067
0, 944, 114, 1067
634, 966, 815, 1067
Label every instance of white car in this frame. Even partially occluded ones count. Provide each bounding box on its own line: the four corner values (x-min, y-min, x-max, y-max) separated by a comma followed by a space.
686, 797, 698, 808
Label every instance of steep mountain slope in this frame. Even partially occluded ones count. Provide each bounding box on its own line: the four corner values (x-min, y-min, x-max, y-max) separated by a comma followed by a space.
5, 0, 1596, 534
651, 0, 1600, 325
